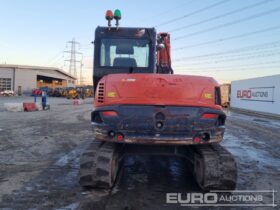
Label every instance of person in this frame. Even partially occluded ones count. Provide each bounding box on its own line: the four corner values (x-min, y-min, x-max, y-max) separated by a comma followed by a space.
34, 90, 37, 103
42, 91, 47, 110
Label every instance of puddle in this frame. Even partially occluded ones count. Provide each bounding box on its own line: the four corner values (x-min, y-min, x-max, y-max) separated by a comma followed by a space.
223, 133, 280, 171
253, 119, 270, 123
227, 111, 280, 129
56, 202, 79, 210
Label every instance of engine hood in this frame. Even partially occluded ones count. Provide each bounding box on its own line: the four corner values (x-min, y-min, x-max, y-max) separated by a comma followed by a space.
95, 73, 222, 110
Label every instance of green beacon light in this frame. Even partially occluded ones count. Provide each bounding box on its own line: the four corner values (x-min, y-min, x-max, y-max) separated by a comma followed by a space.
114, 9, 121, 28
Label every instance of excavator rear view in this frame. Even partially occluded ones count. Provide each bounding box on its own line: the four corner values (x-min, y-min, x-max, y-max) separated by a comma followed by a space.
79, 10, 237, 190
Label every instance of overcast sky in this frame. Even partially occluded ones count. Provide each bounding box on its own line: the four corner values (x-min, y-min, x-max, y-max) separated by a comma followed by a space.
0, 0, 280, 84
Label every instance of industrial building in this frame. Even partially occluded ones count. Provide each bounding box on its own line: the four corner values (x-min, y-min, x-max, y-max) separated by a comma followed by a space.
231, 74, 280, 117
0, 64, 76, 95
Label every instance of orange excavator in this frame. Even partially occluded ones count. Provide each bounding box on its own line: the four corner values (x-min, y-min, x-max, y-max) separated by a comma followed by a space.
80, 10, 237, 190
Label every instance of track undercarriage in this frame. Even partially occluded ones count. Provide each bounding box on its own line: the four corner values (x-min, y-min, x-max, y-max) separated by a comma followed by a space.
80, 141, 237, 191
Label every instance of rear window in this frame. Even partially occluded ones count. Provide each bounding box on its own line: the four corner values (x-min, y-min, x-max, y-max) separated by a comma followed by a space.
100, 38, 150, 68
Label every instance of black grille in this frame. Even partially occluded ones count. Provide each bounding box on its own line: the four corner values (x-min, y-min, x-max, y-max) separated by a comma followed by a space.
97, 83, 105, 103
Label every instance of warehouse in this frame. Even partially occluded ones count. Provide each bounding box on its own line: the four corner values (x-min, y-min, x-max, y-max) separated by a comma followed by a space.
231, 74, 280, 117
0, 64, 76, 95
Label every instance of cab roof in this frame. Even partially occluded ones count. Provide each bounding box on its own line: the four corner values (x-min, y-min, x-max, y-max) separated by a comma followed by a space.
95, 26, 156, 40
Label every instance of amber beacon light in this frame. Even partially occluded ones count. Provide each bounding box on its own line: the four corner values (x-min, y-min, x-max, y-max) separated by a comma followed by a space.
105, 10, 113, 28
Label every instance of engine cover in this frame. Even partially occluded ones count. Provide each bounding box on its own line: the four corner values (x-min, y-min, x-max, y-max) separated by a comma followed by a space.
95, 73, 221, 110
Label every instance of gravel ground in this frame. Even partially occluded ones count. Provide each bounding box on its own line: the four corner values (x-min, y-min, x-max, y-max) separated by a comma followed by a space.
0, 96, 279, 210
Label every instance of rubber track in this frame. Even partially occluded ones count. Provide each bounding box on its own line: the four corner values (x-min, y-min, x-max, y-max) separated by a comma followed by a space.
79, 141, 119, 188
194, 144, 237, 190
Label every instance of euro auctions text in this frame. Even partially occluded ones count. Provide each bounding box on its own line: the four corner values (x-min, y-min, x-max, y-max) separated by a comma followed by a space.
166, 190, 277, 207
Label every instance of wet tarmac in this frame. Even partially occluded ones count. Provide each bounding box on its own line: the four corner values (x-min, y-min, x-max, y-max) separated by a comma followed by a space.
0, 97, 279, 210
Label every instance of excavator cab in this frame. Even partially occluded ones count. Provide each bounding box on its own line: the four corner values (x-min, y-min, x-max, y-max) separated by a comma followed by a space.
93, 26, 157, 93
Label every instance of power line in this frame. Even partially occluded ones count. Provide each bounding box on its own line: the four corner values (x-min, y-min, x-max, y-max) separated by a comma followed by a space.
79, 47, 93, 50
44, 50, 64, 66
174, 51, 280, 65
50, 55, 64, 66
174, 60, 280, 70
169, 0, 274, 33
136, 0, 196, 24
176, 65, 280, 73
173, 41, 280, 60
174, 6, 280, 40
80, 55, 84, 86
154, 0, 231, 27
179, 66, 279, 73
173, 46, 280, 62
173, 25, 280, 50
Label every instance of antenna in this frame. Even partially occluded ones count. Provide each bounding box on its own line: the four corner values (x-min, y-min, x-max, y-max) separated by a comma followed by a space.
80, 56, 84, 86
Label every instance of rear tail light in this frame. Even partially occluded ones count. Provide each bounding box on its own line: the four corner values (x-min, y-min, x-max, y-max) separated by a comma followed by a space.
193, 136, 202, 143
201, 113, 219, 119
101, 111, 118, 117
117, 133, 124, 141
193, 133, 210, 143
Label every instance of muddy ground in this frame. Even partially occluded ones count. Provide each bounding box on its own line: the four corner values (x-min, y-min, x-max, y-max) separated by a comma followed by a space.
0, 97, 279, 210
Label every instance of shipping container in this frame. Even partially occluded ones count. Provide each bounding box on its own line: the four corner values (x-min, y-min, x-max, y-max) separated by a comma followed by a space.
231, 75, 280, 116
220, 83, 231, 107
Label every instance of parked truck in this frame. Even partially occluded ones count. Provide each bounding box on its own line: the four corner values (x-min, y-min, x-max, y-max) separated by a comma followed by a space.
220, 83, 231, 108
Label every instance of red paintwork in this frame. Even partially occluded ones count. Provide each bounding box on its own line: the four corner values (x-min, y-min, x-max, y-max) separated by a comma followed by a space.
32, 89, 42, 96
23, 103, 37, 112
94, 73, 222, 110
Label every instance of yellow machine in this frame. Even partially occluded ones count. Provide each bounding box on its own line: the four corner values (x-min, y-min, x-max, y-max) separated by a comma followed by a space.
84, 86, 93, 98
65, 86, 93, 99
66, 88, 80, 99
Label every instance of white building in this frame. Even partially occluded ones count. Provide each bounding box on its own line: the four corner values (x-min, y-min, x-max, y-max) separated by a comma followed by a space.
0, 64, 76, 94
231, 75, 280, 116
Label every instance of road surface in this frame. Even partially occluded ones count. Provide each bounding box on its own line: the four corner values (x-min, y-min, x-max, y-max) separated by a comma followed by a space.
0, 97, 279, 209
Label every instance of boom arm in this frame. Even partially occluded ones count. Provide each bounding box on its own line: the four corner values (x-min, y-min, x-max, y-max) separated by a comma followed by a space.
156, 33, 173, 74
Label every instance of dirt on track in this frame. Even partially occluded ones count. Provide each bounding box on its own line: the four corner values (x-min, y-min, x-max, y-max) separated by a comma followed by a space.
0, 97, 279, 210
